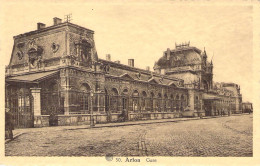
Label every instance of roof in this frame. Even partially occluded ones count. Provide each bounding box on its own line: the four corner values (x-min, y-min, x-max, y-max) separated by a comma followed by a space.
155, 47, 202, 69
6, 70, 59, 83
99, 58, 183, 82
14, 22, 94, 39
202, 94, 221, 100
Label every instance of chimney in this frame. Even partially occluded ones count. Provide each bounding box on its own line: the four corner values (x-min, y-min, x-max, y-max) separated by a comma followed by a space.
37, 23, 46, 30
106, 54, 111, 61
114, 60, 120, 64
53, 17, 62, 25
128, 59, 134, 67
166, 48, 171, 60
146, 66, 150, 71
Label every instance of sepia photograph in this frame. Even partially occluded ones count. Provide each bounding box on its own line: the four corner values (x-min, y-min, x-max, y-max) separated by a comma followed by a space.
1, 0, 259, 165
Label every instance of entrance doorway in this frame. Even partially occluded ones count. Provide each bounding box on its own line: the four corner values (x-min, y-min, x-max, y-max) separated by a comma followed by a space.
121, 89, 129, 121
7, 87, 34, 128
204, 100, 212, 116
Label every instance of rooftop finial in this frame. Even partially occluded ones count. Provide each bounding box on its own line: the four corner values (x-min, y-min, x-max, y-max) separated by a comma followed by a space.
64, 13, 73, 23
175, 41, 190, 49
210, 52, 214, 65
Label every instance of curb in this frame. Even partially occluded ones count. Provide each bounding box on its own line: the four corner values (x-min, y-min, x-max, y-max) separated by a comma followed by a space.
5, 133, 24, 144
67, 117, 201, 130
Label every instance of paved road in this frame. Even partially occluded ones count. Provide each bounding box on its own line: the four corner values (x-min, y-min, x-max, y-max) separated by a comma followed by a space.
5, 114, 252, 157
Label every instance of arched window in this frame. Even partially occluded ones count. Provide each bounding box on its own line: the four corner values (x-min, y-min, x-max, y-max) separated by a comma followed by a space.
150, 92, 155, 112
122, 89, 129, 111
18, 88, 31, 111
111, 88, 119, 113
79, 40, 92, 64
203, 80, 209, 92
164, 94, 168, 112
180, 95, 185, 111
41, 80, 62, 115
176, 94, 180, 112
157, 93, 162, 112
79, 83, 91, 114
105, 89, 110, 112
132, 90, 139, 112
141, 91, 147, 111
195, 96, 199, 111
170, 94, 174, 112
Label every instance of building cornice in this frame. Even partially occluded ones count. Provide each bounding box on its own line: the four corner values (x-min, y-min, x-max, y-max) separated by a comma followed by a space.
14, 22, 94, 39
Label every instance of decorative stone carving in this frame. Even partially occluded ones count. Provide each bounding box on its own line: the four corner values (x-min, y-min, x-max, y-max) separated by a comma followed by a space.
136, 72, 141, 79
17, 42, 25, 48
28, 46, 43, 69
101, 64, 110, 73
51, 43, 60, 53
16, 51, 24, 60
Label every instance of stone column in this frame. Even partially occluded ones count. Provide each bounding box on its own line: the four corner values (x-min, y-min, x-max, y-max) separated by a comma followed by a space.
31, 88, 41, 116
64, 89, 70, 115
188, 90, 195, 112
62, 75, 71, 115
200, 98, 204, 114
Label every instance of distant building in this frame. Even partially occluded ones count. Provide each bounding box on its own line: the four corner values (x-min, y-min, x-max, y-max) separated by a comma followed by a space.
242, 102, 253, 113
5, 18, 244, 128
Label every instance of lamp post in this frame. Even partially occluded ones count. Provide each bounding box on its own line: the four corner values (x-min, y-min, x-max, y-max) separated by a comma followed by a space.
90, 90, 95, 127
90, 61, 98, 127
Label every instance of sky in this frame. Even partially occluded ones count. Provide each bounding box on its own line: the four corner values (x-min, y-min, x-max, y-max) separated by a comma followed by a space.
0, 0, 253, 102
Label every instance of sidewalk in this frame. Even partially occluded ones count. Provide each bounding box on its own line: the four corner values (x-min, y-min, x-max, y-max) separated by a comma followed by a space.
6, 114, 247, 143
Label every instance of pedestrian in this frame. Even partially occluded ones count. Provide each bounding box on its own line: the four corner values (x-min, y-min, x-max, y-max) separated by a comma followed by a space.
5, 108, 14, 140
199, 113, 203, 119
184, 106, 190, 112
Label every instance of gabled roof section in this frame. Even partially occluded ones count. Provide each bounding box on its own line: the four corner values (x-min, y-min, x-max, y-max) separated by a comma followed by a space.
168, 81, 178, 87
148, 77, 159, 84
6, 70, 59, 83
119, 73, 135, 81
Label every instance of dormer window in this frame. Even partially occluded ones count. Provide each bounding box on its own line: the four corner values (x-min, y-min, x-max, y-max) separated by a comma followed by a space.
75, 39, 92, 65
28, 46, 43, 68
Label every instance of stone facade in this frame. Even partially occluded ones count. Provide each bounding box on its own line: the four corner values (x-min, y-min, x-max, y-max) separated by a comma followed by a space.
5, 18, 244, 128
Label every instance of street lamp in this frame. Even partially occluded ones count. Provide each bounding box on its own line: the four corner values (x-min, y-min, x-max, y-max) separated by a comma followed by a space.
90, 90, 95, 127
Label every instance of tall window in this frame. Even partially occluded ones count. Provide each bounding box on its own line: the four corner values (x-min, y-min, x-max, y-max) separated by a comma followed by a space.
176, 94, 179, 112
105, 89, 110, 112
122, 89, 129, 111
79, 83, 91, 114
195, 96, 199, 111
79, 94, 89, 112
164, 94, 168, 112
170, 94, 174, 112
132, 90, 139, 112
111, 88, 119, 113
157, 93, 162, 112
141, 91, 147, 112
150, 92, 155, 112
18, 88, 31, 114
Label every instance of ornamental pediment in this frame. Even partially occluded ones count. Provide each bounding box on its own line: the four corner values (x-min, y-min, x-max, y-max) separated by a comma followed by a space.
119, 73, 135, 81
148, 78, 159, 84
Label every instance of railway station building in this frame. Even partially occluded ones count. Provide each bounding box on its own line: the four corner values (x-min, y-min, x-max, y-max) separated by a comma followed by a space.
5, 18, 243, 128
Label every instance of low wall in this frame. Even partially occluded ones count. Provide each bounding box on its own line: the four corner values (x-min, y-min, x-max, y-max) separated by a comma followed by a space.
34, 115, 50, 127
57, 114, 109, 126
33, 111, 201, 127
128, 112, 181, 121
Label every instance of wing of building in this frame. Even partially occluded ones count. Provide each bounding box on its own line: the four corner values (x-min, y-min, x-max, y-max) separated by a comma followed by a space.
5, 18, 244, 128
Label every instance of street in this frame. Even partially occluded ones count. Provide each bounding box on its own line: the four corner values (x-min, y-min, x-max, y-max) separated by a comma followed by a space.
5, 114, 252, 157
